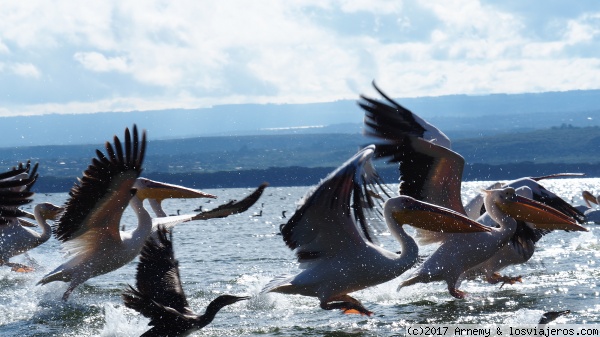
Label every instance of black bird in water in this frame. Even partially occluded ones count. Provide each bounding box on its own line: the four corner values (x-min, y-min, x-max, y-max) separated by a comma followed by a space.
122, 226, 248, 336
539, 310, 571, 324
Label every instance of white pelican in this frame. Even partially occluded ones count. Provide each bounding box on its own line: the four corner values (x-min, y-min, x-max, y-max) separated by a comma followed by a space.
0, 162, 62, 272
398, 186, 584, 298
359, 82, 587, 289
262, 146, 491, 315
38, 126, 218, 301
123, 226, 248, 336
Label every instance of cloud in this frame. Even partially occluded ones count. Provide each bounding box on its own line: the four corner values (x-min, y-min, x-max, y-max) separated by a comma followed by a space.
73, 52, 129, 73
0, 0, 599, 117
11, 63, 41, 79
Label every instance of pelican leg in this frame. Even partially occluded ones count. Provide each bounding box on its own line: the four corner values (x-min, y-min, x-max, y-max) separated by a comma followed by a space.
448, 286, 467, 299
321, 295, 373, 316
23, 253, 40, 269
447, 277, 466, 299
1, 261, 35, 273
487, 272, 522, 288
62, 281, 83, 301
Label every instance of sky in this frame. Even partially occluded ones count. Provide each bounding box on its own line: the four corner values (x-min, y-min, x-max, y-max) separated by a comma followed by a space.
1, 0, 600, 117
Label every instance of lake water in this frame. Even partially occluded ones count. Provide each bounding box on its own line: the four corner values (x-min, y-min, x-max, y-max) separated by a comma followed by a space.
1, 178, 599, 336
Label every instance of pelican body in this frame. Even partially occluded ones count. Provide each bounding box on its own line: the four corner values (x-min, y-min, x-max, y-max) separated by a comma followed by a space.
263, 146, 490, 314
399, 187, 583, 298
38, 126, 217, 300
123, 227, 248, 336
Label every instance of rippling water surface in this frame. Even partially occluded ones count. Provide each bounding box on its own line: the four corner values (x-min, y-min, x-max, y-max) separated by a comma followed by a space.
1, 178, 599, 336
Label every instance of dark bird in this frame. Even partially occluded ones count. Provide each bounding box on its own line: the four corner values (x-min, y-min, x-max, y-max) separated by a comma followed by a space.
539, 310, 571, 324
123, 226, 248, 336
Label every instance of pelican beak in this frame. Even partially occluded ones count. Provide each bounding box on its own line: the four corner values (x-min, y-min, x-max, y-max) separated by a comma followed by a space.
21, 210, 36, 220
135, 178, 217, 201
19, 218, 38, 227
389, 197, 492, 233
498, 194, 587, 231
582, 191, 598, 208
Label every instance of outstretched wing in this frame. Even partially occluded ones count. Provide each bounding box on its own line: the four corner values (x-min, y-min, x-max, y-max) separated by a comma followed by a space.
192, 182, 268, 220
0, 162, 37, 225
122, 226, 193, 322
54, 126, 146, 243
359, 82, 466, 214
151, 182, 269, 229
280, 145, 387, 265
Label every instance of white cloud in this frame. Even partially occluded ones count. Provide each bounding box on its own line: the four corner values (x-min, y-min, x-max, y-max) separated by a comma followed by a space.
11, 63, 41, 79
0, 0, 598, 116
564, 13, 600, 44
73, 52, 129, 72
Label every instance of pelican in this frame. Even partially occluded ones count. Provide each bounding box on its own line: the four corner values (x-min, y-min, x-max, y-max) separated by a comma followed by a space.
398, 186, 583, 298
262, 146, 491, 315
123, 226, 248, 336
38, 125, 217, 301
0, 162, 62, 272
359, 82, 587, 289
460, 176, 587, 285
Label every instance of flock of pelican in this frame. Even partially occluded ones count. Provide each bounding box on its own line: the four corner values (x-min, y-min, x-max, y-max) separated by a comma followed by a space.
0, 83, 593, 335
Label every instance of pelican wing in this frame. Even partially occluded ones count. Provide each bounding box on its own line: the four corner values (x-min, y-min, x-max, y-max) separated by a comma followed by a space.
54, 126, 146, 243
360, 81, 451, 148
280, 146, 385, 264
123, 226, 192, 320
0, 162, 37, 225
359, 83, 465, 214
191, 182, 268, 220
0, 161, 38, 192
151, 182, 269, 229
530, 172, 584, 181
508, 221, 549, 261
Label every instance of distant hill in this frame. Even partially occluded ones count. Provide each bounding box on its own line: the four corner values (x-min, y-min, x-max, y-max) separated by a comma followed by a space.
3, 124, 600, 192
1, 89, 599, 148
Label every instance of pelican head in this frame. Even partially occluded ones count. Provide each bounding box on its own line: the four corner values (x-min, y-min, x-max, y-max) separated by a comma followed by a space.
133, 178, 217, 201
582, 190, 598, 208
36, 203, 64, 221
483, 187, 587, 231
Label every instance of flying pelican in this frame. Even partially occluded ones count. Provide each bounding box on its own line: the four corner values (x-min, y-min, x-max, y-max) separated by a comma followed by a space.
123, 226, 248, 336
38, 125, 217, 301
359, 82, 587, 288
398, 186, 583, 298
0, 162, 62, 272
262, 146, 491, 315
